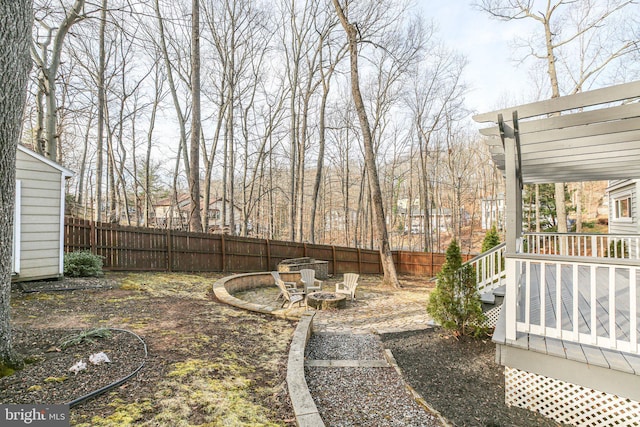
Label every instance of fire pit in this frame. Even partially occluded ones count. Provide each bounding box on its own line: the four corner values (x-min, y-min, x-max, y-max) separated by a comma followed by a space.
306, 292, 347, 310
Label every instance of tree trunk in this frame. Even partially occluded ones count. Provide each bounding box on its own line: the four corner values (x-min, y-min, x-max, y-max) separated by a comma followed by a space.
144, 62, 162, 227
95, 0, 107, 222
0, 0, 32, 367
545, 11, 567, 233
76, 110, 93, 207
310, 69, 331, 244
576, 183, 583, 233
555, 183, 567, 232
189, 0, 203, 233
332, 0, 400, 288
535, 184, 541, 232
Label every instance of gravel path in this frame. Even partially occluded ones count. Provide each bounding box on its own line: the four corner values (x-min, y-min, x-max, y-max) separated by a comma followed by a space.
305, 332, 443, 426
305, 333, 384, 360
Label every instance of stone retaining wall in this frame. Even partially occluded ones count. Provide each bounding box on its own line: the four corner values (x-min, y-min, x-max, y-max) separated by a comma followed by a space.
211, 271, 302, 320
278, 257, 329, 279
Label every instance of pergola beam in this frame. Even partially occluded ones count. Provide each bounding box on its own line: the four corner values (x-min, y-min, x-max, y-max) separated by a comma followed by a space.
474, 80, 640, 123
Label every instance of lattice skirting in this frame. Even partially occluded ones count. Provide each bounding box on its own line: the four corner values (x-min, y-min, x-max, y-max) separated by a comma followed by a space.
505, 367, 640, 426
483, 304, 501, 328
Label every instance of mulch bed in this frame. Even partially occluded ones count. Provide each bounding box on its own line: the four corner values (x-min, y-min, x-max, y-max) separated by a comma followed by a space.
381, 328, 564, 427
0, 328, 146, 405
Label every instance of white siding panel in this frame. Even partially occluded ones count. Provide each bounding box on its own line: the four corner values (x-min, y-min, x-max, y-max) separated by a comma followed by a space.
21, 215, 60, 225
14, 262, 61, 281
21, 193, 59, 201
16, 180, 63, 193
16, 169, 61, 183
21, 240, 59, 252
21, 251, 59, 266
18, 223, 61, 234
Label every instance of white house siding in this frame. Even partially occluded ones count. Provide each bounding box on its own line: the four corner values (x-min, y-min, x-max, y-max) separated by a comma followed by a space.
607, 179, 639, 235
13, 147, 72, 281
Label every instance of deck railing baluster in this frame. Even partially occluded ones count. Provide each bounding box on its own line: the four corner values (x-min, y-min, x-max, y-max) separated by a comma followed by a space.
590, 265, 598, 345
630, 268, 637, 354
609, 266, 617, 349
556, 263, 562, 337
572, 265, 579, 342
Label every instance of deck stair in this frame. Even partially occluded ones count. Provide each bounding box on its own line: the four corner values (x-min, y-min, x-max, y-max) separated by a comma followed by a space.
464, 242, 507, 328
479, 285, 505, 328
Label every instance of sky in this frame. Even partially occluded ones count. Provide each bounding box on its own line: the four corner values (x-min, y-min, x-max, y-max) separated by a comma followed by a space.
153, 1, 539, 163
419, 1, 538, 116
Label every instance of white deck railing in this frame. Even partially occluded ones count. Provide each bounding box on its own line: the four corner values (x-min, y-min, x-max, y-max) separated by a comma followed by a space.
522, 232, 640, 260
465, 242, 506, 295
503, 234, 640, 356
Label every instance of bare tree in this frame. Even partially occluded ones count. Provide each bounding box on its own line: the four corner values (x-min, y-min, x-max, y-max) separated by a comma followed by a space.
0, 0, 32, 368
332, 0, 400, 287
153, 0, 191, 227
31, 0, 85, 161
144, 52, 164, 226
95, 0, 106, 222
310, 23, 346, 243
189, 0, 203, 232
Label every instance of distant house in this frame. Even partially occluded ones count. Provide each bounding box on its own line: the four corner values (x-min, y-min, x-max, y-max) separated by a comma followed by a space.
13, 145, 74, 282
152, 195, 242, 234
206, 198, 243, 234
152, 194, 189, 229
481, 193, 505, 230
397, 198, 467, 233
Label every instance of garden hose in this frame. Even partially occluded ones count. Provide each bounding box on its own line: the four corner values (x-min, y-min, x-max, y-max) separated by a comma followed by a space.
66, 328, 147, 408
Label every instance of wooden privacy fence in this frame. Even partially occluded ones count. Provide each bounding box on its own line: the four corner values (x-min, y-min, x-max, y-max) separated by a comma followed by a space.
64, 217, 472, 276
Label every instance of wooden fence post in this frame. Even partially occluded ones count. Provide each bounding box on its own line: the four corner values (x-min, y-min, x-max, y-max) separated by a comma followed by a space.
90, 220, 96, 255
357, 248, 362, 274
167, 229, 173, 272
431, 252, 435, 277
221, 234, 226, 273
332, 245, 337, 275
266, 239, 271, 270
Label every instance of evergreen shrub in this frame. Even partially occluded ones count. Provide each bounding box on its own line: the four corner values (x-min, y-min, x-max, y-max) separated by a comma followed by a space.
427, 239, 486, 337
64, 251, 104, 277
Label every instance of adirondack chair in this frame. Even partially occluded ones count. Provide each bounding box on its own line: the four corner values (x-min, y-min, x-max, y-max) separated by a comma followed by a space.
276, 278, 305, 309
335, 273, 359, 300
271, 271, 299, 301
299, 269, 322, 294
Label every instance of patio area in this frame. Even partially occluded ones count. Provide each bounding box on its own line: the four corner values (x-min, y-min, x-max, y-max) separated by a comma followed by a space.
232, 274, 435, 334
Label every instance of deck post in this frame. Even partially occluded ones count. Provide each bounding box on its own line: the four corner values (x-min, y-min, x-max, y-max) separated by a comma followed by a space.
504, 124, 522, 254
505, 256, 517, 340
502, 114, 522, 342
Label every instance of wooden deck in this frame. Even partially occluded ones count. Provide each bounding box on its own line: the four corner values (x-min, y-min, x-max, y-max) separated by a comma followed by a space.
494, 265, 640, 375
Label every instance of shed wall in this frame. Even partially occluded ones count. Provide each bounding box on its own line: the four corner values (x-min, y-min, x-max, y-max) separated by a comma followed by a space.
14, 149, 64, 281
